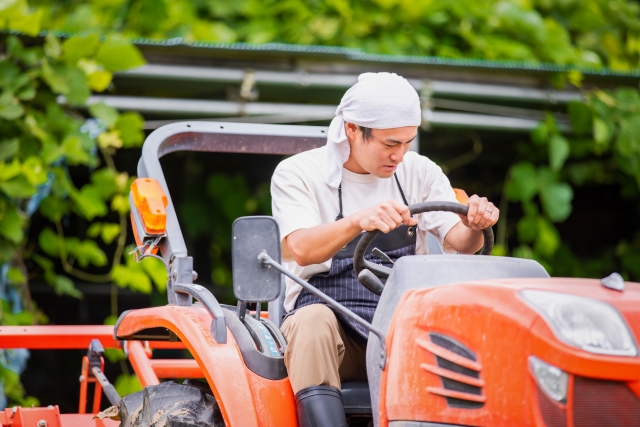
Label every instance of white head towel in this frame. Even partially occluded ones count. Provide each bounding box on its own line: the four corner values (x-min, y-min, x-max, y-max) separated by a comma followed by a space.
324, 72, 421, 188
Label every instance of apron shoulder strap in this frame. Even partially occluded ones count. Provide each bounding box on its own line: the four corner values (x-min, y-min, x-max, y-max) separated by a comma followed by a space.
336, 172, 408, 221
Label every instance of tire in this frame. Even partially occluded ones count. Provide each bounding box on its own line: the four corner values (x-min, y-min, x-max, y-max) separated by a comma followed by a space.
118, 380, 225, 427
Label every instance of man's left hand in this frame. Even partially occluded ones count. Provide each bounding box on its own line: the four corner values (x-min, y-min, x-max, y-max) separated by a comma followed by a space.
457, 194, 499, 231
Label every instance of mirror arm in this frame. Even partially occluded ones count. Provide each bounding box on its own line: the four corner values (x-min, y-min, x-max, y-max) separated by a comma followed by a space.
258, 251, 388, 369
174, 283, 227, 344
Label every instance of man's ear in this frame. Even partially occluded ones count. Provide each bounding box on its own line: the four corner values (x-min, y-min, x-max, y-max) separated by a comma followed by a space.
345, 122, 359, 141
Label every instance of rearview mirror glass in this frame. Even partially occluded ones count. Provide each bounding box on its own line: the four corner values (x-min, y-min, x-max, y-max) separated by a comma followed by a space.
232, 216, 282, 302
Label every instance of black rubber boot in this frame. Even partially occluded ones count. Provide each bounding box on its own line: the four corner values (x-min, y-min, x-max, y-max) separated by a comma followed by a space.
295, 385, 348, 427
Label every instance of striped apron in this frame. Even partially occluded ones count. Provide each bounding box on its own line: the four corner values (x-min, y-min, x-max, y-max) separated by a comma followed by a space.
293, 174, 417, 343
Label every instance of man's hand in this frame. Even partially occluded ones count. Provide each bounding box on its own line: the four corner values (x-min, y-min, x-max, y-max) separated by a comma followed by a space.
352, 199, 417, 233
456, 194, 499, 230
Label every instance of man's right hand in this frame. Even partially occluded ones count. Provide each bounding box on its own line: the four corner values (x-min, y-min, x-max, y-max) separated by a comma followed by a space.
351, 199, 417, 233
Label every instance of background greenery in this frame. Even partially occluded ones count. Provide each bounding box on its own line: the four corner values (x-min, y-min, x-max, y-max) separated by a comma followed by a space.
1, 0, 640, 407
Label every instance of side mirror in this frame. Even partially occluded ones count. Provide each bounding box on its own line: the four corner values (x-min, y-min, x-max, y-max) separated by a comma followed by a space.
232, 216, 282, 302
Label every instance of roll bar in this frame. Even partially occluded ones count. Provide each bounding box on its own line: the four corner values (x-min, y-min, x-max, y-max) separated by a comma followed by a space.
137, 121, 327, 309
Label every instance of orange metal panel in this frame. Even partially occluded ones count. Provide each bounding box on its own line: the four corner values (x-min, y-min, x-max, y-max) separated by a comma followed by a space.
150, 359, 203, 378
381, 278, 640, 427
116, 305, 297, 427
128, 341, 160, 387
0, 326, 186, 350
0, 326, 118, 349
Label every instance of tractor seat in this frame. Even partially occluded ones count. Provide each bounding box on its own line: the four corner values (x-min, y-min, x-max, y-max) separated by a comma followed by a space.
341, 382, 371, 415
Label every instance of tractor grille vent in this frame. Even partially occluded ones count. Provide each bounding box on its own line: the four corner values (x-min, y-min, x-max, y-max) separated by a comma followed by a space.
416, 333, 485, 409
536, 384, 567, 427
572, 376, 640, 426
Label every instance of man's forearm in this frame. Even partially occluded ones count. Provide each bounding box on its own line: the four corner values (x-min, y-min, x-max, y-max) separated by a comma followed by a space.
284, 218, 363, 266
444, 222, 485, 254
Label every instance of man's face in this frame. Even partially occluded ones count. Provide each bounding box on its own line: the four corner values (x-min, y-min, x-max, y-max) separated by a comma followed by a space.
345, 123, 418, 178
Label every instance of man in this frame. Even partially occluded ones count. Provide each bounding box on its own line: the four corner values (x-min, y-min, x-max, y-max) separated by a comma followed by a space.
271, 72, 499, 427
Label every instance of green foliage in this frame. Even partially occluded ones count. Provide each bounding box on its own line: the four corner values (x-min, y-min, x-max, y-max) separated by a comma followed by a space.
0, 1, 153, 405
25, 0, 640, 71
114, 373, 142, 397
504, 86, 640, 279
112, 245, 168, 294
179, 173, 270, 290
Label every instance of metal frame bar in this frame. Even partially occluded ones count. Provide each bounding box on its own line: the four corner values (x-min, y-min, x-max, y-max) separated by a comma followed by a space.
257, 251, 389, 369
0, 326, 185, 349
86, 95, 569, 132
138, 121, 327, 308
127, 341, 161, 387
118, 64, 583, 103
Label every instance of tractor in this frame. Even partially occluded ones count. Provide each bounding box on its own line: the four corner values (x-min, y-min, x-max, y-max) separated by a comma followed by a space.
0, 121, 638, 427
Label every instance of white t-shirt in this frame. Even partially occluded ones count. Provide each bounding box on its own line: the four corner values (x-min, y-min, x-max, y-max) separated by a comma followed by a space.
270, 146, 461, 312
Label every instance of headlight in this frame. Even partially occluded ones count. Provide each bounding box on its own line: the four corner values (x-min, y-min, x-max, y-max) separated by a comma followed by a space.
520, 290, 637, 357
529, 356, 568, 403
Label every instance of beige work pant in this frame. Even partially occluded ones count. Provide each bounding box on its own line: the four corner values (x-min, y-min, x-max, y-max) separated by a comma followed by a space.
280, 304, 368, 394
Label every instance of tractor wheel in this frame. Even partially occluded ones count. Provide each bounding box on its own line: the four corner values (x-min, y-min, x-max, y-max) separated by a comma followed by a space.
118, 380, 225, 427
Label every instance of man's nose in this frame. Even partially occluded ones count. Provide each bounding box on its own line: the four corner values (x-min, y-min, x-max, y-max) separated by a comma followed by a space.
389, 145, 405, 162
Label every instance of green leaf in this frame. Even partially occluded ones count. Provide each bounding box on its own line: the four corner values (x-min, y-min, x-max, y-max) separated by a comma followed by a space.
530, 122, 549, 145
64, 66, 91, 105
140, 256, 168, 292
505, 162, 538, 202
88, 222, 120, 244
21, 156, 48, 186
72, 185, 108, 220
104, 348, 127, 363
593, 117, 610, 145
6, 266, 25, 284
41, 61, 90, 105
0, 175, 36, 198
567, 101, 592, 135
115, 112, 145, 147
0, 158, 22, 181
0, 62, 20, 88
549, 134, 570, 171
65, 238, 107, 267
615, 117, 640, 157
533, 217, 560, 258
61, 135, 90, 165
95, 37, 146, 72
90, 168, 119, 199
54, 275, 83, 299
111, 264, 152, 294
38, 228, 61, 257
101, 223, 121, 244
44, 33, 62, 60
538, 169, 574, 222
88, 102, 119, 129
0, 139, 19, 162
2, 0, 42, 36
114, 374, 142, 397
0, 91, 24, 120
39, 196, 66, 222
62, 34, 100, 65
87, 223, 101, 238
517, 214, 537, 243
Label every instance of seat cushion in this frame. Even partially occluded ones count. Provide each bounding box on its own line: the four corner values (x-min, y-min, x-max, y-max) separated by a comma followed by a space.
341, 382, 372, 415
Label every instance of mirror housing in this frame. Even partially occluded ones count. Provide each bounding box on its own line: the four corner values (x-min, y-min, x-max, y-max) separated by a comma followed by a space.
232, 216, 282, 302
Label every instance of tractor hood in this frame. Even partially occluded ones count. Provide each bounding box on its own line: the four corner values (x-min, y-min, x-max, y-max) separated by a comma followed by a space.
365, 255, 640, 427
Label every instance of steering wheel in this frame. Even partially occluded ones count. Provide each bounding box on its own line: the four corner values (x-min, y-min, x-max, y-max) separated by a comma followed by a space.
353, 201, 494, 295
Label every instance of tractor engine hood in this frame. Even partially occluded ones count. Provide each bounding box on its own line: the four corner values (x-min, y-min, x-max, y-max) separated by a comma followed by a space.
365, 255, 640, 427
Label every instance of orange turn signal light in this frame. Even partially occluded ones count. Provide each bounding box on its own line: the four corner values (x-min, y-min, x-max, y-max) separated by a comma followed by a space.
453, 188, 469, 205
130, 178, 168, 235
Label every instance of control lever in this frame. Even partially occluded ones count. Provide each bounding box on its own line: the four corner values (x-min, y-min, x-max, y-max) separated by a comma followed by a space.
372, 247, 394, 265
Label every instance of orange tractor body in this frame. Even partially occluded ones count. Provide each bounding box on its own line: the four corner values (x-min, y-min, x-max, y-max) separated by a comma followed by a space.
0, 122, 638, 427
